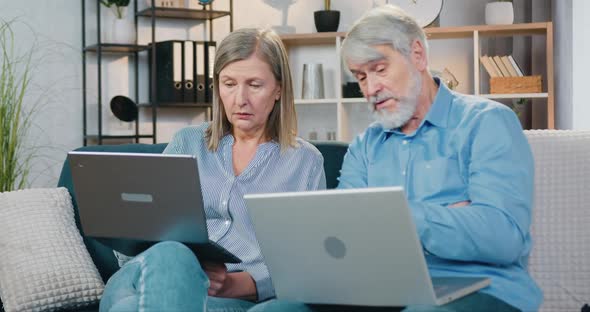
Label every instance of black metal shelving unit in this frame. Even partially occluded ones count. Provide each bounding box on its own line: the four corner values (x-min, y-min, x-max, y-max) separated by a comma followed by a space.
81, 0, 233, 146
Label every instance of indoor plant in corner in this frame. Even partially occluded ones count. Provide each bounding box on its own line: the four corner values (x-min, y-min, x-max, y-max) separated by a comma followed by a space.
0, 20, 34, 192
100, 0, 135, 44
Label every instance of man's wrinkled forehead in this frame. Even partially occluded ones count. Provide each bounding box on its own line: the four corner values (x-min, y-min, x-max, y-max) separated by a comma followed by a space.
344, 44, 387, 73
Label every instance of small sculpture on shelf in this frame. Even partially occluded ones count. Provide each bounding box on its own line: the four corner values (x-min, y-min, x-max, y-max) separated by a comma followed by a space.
314, 0, 340, 32
263, 0, 298, 34
431, 67, 459, 90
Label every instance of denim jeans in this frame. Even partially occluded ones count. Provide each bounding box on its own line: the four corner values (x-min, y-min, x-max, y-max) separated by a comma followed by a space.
99, 241, 256, 312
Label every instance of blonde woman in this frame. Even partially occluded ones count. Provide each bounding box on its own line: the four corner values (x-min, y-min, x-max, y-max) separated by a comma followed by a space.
99, 28, 325, 312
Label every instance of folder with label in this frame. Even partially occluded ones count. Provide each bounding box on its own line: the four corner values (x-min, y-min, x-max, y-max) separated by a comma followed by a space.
151, 40, 216, 105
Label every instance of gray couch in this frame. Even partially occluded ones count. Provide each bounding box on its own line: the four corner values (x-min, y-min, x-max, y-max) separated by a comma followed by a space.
2, 131, 588, 311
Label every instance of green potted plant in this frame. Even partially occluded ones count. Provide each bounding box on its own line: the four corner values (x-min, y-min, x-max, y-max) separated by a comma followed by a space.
100, 0, 131, 19
0, 20, 34, 191
314, 0, 340, 32
485, 0, 514, 25
100, 0, 135, 43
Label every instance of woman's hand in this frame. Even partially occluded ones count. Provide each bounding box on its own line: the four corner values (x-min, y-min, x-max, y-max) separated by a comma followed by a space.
202, 262, 228, 296
202, 262, 258, 300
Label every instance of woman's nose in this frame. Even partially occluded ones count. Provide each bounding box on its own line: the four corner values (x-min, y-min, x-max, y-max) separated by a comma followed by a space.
235, 85, 248, 107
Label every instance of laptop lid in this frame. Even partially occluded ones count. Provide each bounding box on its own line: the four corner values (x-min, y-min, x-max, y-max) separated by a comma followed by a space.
244, 187, 487, 307
68, 151, 209, 244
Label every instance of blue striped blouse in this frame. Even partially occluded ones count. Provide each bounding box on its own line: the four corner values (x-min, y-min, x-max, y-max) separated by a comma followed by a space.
162, 123, 326, 301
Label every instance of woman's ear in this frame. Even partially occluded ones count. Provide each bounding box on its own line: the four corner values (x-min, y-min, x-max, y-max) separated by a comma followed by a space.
275, 87, 281, 101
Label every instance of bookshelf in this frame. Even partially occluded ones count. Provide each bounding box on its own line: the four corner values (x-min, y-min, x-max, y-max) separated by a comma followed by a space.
81, 0, 233, 145
281, 22, 554, 142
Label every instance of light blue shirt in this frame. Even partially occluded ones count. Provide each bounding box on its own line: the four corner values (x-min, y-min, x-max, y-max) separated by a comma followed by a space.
163, 123, 326, 301
338, 79, 542, 311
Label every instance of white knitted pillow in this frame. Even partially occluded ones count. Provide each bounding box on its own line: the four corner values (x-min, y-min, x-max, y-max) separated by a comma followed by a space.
0, 188, 104, 312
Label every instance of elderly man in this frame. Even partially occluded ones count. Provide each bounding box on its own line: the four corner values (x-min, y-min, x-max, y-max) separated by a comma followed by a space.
251, 4, 542, 312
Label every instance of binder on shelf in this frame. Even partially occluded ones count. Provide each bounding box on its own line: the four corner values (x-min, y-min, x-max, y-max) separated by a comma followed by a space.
205, 41, 216, 103
195, 41, 207, 104
184, 41, 195, 102
150, 40, 216, 105
151, 40, 184, 104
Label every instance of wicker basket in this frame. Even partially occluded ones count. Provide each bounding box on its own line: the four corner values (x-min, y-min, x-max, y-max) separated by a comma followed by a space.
490, 76, 542, 94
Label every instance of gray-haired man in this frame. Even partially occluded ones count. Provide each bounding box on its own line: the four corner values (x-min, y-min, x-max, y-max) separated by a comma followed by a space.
250, 5, 541, 312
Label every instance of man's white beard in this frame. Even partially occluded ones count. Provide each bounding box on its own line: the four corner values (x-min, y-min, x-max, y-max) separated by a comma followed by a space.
369, 71, 422, 130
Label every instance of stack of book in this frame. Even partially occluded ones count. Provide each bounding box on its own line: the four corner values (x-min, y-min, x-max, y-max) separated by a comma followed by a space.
480, 54, 542, 94
480, 55, 523, 77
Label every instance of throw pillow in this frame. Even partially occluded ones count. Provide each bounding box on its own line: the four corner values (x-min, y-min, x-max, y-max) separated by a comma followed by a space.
0, 188, 104, 312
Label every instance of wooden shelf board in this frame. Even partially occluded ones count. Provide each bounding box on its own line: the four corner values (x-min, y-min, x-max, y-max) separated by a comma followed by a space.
341, 97, 366, 103
137, 7, 230, 20
295, 98, 339, 105
426, 22, 550, 39
480, 92, 548, 99
281, 32, 346, 45
84, 44, 149, 53
281, 23, 551, 43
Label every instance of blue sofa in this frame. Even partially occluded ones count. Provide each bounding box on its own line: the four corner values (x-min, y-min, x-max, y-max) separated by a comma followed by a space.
10, 141, 347, 312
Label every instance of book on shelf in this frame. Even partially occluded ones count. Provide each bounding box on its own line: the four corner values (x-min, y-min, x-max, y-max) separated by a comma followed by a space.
488, 55, 505, 77
481, 54, 526, 78
500, 56, 519, 77
507, 55, 524, 76
480, 55, 500, 77
492, 55, 511, 77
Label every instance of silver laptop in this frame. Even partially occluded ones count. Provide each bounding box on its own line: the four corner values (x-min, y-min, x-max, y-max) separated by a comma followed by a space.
68, 151, 240, 263
244, 186, 490, 307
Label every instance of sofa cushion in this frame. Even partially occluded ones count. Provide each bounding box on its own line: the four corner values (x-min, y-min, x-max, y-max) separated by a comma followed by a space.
0, 188, 104, 312
309, 140, 349, 189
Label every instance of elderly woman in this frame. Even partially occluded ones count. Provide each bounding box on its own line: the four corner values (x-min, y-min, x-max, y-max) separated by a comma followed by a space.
99, 28, 325, 312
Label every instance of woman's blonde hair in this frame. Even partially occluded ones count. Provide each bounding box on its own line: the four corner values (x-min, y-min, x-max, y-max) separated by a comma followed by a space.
205, 28, 297, 151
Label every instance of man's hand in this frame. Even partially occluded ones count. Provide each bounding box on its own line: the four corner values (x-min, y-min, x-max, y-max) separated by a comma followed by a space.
202, 262, 258, 300
202, 262, 228, 296
449, 200, 471, 208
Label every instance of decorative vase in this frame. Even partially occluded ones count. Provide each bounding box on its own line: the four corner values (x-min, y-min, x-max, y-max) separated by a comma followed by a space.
485, 2, 514, 25
314, 10, 340, 32
107, 6, 136, 44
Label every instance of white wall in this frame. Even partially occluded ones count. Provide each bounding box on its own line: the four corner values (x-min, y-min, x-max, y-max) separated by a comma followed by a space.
1, 0, 83, 188
1, 0, 558, 187
571, 0, 590, 129
553, 0, 572, 129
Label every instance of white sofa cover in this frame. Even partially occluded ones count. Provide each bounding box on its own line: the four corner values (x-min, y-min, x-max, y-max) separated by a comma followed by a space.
526, 130, 590, 311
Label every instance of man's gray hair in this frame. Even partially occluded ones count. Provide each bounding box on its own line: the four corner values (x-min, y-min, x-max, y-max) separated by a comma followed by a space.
341, 4, 428, 65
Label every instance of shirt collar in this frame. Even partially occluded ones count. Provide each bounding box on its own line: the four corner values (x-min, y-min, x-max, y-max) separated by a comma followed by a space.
423, 77, 452, 129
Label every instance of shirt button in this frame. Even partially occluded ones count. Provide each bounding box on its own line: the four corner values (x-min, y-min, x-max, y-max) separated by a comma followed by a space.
222, 200, 227, 206
402, 170, 406, 176
224, 220, 231, 226
402, 140, 408, 145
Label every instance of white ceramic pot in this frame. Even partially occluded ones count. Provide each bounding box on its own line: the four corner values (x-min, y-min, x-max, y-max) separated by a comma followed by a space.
485, 2, 514, 25
105, 7, 136, 44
